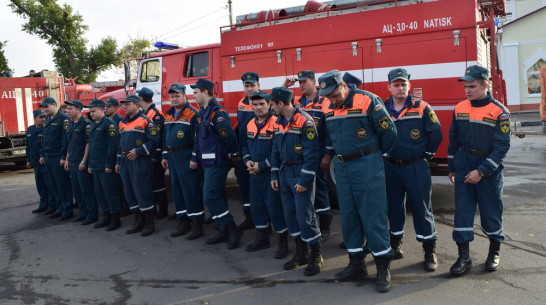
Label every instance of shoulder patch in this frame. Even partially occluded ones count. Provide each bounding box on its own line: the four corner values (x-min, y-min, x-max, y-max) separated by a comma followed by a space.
499, 113, 509, 120
218, 127, 227, 138
306, 127, 315, 140
217, 116, 225, 123
378, 117, 390, 130
155, 115, 161, 120
428, 110, 438, 124
374, 104, 384, 112
500, 121, 510, 134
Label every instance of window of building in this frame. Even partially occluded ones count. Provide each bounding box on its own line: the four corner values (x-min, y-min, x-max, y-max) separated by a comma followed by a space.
140, 60, 160, 83
184, 52, 209, 77
527, 58, 546, 95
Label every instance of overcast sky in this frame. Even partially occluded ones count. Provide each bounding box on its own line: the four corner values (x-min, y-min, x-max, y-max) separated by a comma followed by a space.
0, 0, 300, 80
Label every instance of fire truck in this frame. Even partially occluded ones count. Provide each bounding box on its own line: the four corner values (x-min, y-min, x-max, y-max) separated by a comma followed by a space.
128, 0, 507, 175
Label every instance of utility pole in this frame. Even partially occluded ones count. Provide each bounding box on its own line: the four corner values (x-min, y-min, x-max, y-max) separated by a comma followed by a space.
228, 0, 233, 26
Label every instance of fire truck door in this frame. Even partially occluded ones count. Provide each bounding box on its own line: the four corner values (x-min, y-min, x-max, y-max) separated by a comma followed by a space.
136, 57, 163, 108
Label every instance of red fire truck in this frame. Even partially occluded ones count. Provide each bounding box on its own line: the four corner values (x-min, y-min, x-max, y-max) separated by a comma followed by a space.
131, 0, 507, 175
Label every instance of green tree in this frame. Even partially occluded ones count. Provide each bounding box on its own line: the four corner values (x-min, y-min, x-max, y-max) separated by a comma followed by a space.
8, 0, 120, 83
0, 40, 11, 77
118, 37, 152, 79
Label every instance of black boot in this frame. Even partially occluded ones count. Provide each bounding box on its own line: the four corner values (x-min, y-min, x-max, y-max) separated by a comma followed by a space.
423, 241, 438, 272
94, 213, 111, 229
246, 229, 270, 252
374, 256, 392, 293
334, 254, 368, 282
304, 242, 323, 276
155, 201, 168, 219
319, 214, 333, 241
141, 210, 156, 237
125, 212, 144, 234
170, 218, 191, 237
274, 231, 289, 259
237, 210, 254, 231
283, 238, 309, 270
186, 219, 204, 240
390, 235, 404, 260
485, 239, 501, 271
226, 220, 243, 250
450, 242, 472, 276
206, 225, 228, 244
106, 213, 121, 231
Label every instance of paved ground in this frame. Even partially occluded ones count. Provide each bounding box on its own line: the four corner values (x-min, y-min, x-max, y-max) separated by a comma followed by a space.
0, 129, 545, 304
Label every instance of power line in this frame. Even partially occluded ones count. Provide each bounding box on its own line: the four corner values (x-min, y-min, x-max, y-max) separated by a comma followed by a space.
163, 14, 229, 41
157, 6, 226, 39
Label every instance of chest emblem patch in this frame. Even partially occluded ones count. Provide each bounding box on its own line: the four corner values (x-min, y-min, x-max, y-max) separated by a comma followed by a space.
136, 139, 143, 147
177, 130, 185, 138
356, 128, 367, 139
294, 144, 303, 153
410, 129, 420, 139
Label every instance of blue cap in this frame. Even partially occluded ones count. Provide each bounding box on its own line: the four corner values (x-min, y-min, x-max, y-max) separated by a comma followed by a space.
458, 65, 489, 82
33, 109, 46, 117
121, 94, 141, 104
264, 87, 293, 103
40, 97, 57, 107
342, 72, 362, 88
87, 99, 106, 109
388, 68, 410, 83
297, 70, 315, 81
137, 87, 153, 100
241, 72, 259, 83
250, 90, 269, 100
64, 99, 84, 110
105, 97, 119, 106
190, 78, 214, 91
318, 70, 344, 96
168, 83, 186, 93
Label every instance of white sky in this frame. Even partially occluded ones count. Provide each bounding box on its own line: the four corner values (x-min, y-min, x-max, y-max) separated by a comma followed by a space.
0, 0, 301, 80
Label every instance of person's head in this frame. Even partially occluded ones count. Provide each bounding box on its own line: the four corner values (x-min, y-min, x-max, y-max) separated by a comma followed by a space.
318, 70, 348, 107
342, 72, 362, 88
33, 109, 46, 126
168, 83, 187, 109
458, 65, 490, 101
137, 87, 154, 103
241, 72, 260, 98
86, 99, 106, 121
121, 94, 141, 116
265, 87, 293, 116
104, 97, 119, 117
250, 90, 270, 119
59, 104, 69, 114
387, 68, 411, 101
64, 99, 84, 120
296, 70, 317, 97
190, 78, 214, 107
40, 97, 58, 116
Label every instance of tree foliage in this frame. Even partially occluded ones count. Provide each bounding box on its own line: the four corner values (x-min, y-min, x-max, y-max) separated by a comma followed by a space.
118, 37, 152, 79
0, 41, 11, 77
8, 0, 120, 83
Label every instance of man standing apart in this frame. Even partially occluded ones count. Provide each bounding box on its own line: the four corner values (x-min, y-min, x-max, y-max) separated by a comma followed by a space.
448, 65, 510, 275
39, 97, 73, 220
116, 94, 160, 237
161, 83, 205, 240
192, 78, 242, 249
87, 99, 121, 230
26, 109, 51, 214
269, 87, 322, 276
383, 68, 442, 272
319, 70, 397, 292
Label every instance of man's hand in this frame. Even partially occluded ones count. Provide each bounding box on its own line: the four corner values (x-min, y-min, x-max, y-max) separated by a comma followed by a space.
63, 161, 69, 171
189, 161, 198, 170
26, 162, 32, 169
246, 160, 254, 171
127, 148, 138, 161
161, 159, 169, 169
250, 162, 260, 175
60, 159, 66, 167
78, 162, 86, 171
320, 154, 333, 171
88, 168, 93, 174
115, 165, 120, 174
448, 172, 455, 184
105, 168, 113, 174
295, 184, 307, 193
282, 77, 296, 88
39, 157, 45, 165
271, 179, 279, 191
464, 170, 482, 184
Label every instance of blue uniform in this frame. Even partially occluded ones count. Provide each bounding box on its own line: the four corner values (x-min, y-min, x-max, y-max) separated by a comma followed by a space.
294, 95, 333, 216
143, 104, 169, 208
236, 97, 254, 210
108, 113, 129, 213
67, 115, 96, 220
448, 93, 510, 243
195, 98, 238, 227
384, 95, 442, 242
271, 106, 321, 244
162, 103, 204, 220
89, 116, 120, 216
26, 124, 52, 211
41, 111, 73, 216
117, 111, 160, 212
324, 86, 397, 257
242, 112, 287, 233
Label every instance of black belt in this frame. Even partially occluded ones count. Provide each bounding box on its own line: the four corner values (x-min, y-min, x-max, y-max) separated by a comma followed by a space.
282, 161, 303, 166
336, 145, 380, 162
166, 143, 193, 152
460, 146, 491, 156
386, 155, 425, 167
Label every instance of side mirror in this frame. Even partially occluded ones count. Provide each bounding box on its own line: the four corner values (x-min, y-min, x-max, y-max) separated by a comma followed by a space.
123, 61, 130, 93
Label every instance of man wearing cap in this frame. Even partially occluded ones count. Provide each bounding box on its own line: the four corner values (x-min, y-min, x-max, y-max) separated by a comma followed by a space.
236, 72, 260, 231
269, 87, 322, 276
318, 70, 397, 292
283, 70, 334, 241
448, 65, 510, 275
161, 83, 205, 240
191, 78, 242, 249
343, 72, 362, 89
242, 90, 288, 258
39, 97, 73, 219
87, 99, 121, 230
116, 94, 160, 237
138, 87, 170, 219
383, 68, 443, 272
26, 109, 52, 214
63, 99, 95, 222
